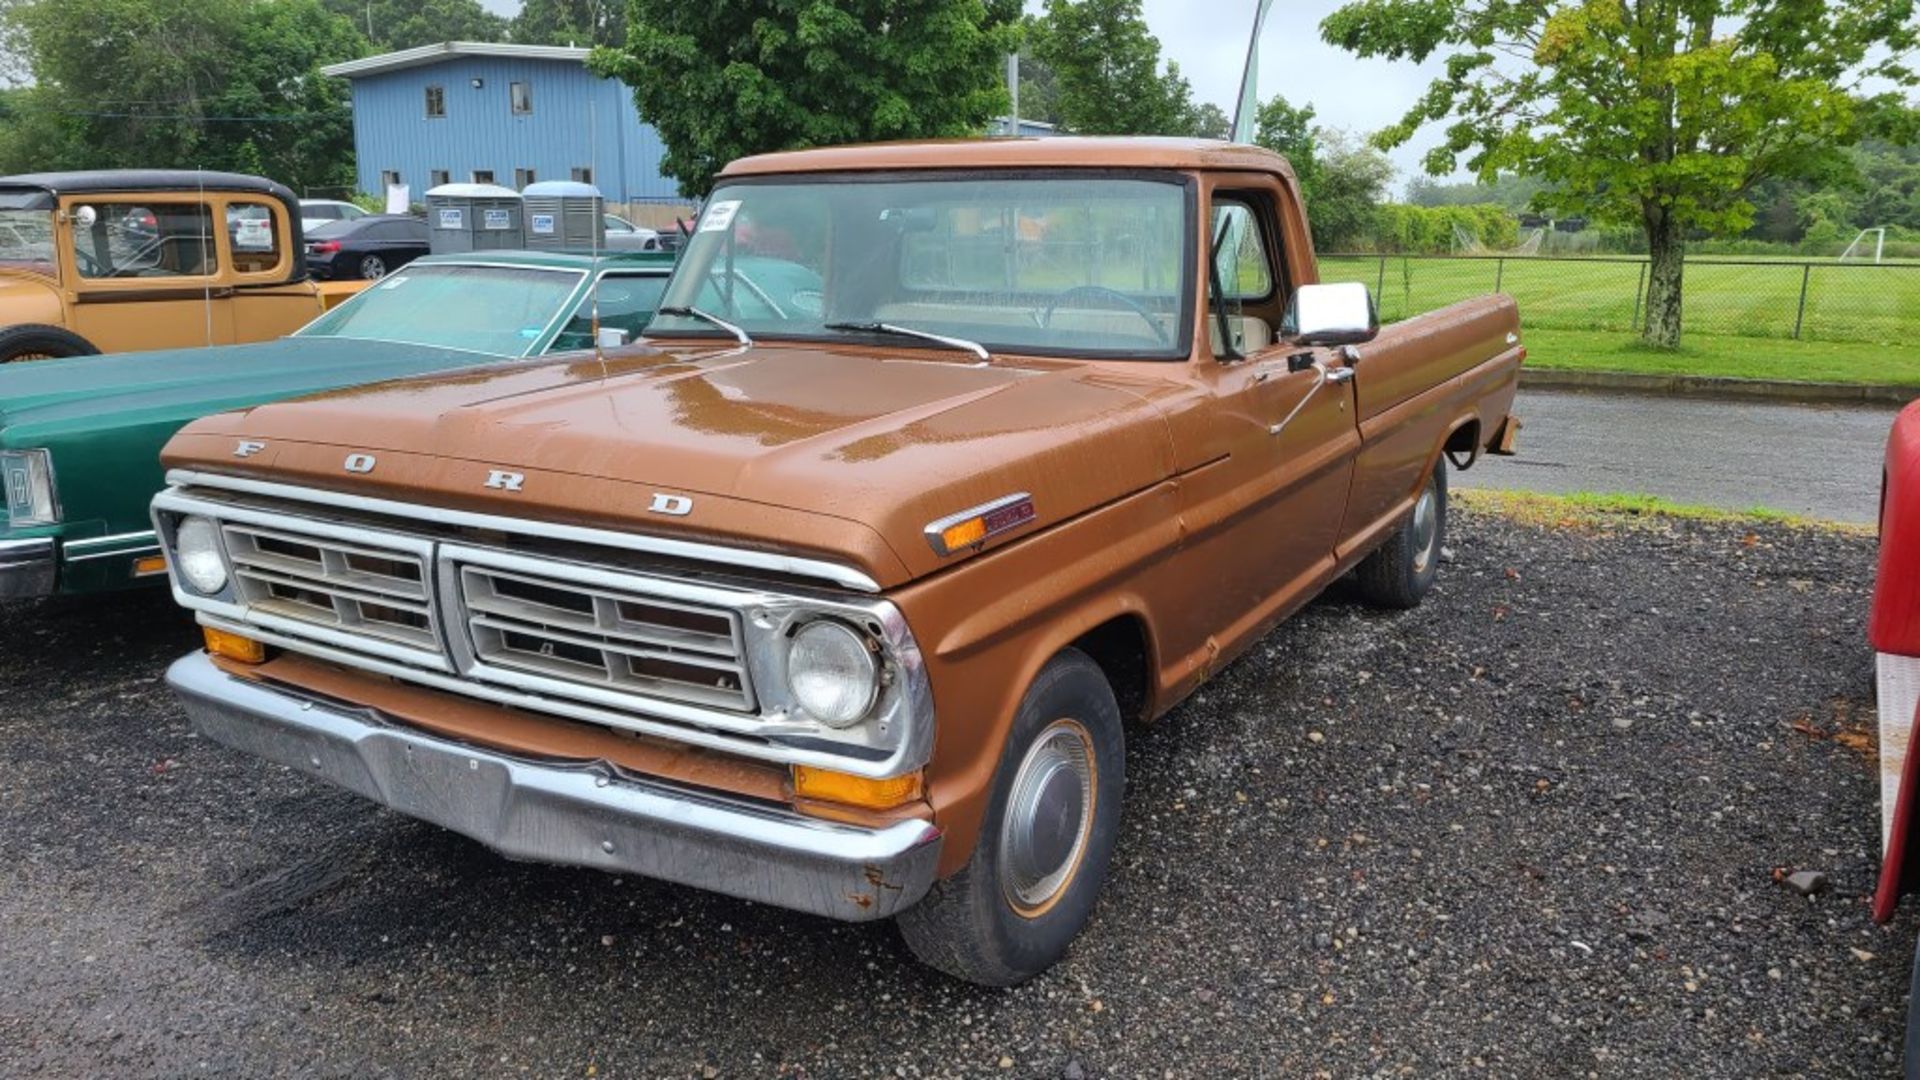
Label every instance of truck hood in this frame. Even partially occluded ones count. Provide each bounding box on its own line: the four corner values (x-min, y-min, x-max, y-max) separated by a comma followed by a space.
0, 270, 62, 326
165, 342, 1181, 585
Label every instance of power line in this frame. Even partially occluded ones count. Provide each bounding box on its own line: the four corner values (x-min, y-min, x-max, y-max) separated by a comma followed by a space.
0, 106, 350, 122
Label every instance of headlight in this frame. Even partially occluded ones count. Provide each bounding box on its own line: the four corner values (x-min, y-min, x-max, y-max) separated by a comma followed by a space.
787, 620, 879, 728
1, 448, 58, 525
174, 515, 228, 594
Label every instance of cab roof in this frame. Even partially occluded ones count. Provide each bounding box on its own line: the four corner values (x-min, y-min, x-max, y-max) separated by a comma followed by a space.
722, 137, 1299, 183
0, 170, 298, 209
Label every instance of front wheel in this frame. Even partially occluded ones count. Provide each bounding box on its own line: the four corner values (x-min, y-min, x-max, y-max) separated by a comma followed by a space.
1353, 457, 1447, 609
897, 648, 1124, 986
358, 254, 388, 280
0, 324, 98, 363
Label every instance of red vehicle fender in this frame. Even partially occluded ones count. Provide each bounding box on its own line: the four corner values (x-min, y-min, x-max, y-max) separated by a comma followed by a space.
1871, 400, 1920, 922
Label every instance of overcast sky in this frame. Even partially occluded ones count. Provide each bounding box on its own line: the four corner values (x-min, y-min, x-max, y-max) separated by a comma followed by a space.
478, 0, 1456, 192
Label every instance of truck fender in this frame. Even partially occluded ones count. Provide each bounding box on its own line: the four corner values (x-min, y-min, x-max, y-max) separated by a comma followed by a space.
925, 596, 1158, 877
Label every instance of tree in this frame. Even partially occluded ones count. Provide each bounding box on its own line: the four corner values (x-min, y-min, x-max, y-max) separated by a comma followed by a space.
1184, 101, 1231, 140
0, 0, 364, 192
1252, 94, 1319, 195
1321, 0, 1919, 347
320, 0, 506, 52
1311, 130, 1395, 251
512, 0, 624, 47
592, 0, 1021, 198
1027, 0, 1192, 135
1014, 49, 1064, 127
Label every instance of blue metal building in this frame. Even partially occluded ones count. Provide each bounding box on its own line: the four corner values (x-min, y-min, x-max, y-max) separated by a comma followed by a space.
321, 42, 678, 203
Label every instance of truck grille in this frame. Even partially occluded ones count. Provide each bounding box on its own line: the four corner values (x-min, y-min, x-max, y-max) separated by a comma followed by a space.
457, 562, 753, 712
221, 523, 439, 654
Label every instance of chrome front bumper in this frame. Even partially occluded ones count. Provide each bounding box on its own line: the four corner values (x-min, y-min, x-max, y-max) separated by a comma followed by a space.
166, 652, 943, 921
0, 537, 55, 597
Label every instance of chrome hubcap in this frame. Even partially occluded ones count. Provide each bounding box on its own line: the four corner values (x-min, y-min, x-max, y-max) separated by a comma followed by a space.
999, 719, 1096, 913
1410, 486, 1438, 574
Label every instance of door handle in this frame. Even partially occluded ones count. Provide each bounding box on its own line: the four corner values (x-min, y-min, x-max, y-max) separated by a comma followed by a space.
1325, 366, 1355, 385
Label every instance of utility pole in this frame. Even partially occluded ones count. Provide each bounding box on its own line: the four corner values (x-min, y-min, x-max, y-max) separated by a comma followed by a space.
1006, 53, 1020, 136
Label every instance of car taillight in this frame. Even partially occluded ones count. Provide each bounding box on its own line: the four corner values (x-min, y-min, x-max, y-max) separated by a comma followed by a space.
308, 241, 340, 253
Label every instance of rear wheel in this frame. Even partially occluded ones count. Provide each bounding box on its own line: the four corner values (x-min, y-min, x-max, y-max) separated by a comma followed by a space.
358, 254, 388, 280
0, 324, 97, 363
897, 648, 1124, 986
1353, 457, 1447, 609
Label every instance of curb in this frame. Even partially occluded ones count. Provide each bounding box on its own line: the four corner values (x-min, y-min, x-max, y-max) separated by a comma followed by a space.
1520, 367, 1918, 407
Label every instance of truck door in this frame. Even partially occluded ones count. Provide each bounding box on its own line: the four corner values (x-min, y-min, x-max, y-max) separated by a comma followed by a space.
1172, 183, 1361, 655
64, 196, 236, 353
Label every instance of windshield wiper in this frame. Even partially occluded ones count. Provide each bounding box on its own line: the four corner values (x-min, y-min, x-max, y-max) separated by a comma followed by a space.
655, 305, 752, 347
824, 321, 990, 363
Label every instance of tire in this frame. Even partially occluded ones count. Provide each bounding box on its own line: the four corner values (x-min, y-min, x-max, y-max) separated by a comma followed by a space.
1353, 456, 1447, 609
358, 254, 388, 280
897, 648, 1124, 986
0, 324, 98, 364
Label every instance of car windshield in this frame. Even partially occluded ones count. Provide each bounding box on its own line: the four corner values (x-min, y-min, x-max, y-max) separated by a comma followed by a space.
295, 263, 585, 355
649, 175, 1192, 358
0, 209, 57, 276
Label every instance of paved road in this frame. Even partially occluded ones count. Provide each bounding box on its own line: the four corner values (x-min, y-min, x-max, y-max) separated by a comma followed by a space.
1455, 389, 1906, 524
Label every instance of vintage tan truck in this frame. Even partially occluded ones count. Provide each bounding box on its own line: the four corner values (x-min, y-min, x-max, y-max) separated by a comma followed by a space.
152, 138, 1523, 985
0, 170, 364, 362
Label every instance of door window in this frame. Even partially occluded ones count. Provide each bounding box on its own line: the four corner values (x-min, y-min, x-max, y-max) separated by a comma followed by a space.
1210, 200, 1274, 300
70, 202, 218, 279
226, 200, 283, 274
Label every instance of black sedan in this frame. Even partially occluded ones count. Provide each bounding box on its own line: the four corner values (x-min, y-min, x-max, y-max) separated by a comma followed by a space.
304, 214, 429, 280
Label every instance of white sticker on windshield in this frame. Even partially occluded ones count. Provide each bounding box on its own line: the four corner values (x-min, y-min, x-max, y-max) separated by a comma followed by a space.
377, 276, 410, 290
698, 200, 742, 233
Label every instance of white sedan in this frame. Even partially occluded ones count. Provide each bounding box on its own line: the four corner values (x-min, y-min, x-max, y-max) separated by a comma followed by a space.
298, 199, 368, 235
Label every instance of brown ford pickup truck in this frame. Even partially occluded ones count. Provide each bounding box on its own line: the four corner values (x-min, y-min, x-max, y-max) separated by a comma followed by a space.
152, 138, 1522, 986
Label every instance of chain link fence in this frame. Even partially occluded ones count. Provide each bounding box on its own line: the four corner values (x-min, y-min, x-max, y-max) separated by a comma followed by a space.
1318, 253, 1920, 344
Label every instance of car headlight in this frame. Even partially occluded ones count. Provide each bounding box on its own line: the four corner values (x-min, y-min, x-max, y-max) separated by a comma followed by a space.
1, 448, 58, 526
787, 620, 880, 728
173, 515, 228, 594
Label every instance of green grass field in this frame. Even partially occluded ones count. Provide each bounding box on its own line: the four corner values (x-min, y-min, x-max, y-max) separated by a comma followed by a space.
1318, 253, 1920, 385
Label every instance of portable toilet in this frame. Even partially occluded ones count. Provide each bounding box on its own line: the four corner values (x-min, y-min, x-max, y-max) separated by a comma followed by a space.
521, 180, 605, 250
424, 182, 524, 253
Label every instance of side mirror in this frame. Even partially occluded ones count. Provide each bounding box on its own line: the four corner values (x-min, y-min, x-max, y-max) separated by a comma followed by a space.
71, 205, 97, 228
1282, 282, 1378, 347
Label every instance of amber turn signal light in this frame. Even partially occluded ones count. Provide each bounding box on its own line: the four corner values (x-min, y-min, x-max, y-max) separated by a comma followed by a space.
203, 626, 266, 664
132, 554, 168, 577
924, 494, 1036, 556
791, 765, 924, 809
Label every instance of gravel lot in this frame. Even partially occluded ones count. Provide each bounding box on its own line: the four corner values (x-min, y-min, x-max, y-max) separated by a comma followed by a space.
1, 504, 1912, 1078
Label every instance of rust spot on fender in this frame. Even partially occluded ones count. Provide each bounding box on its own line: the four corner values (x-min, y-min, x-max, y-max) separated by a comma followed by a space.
864, 865, 904, 893
846, 891, 875, 909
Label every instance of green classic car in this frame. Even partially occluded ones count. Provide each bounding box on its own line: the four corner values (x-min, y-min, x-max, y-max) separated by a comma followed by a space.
0, 248, 686, 596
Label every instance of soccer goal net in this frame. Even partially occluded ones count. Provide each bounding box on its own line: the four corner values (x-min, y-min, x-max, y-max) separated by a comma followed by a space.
1840, 227, 1887, 264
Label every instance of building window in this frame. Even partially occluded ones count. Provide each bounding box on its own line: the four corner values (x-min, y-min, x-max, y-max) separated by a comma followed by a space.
510, 81, 532, 115
472, 169, 495, 184
429, 169, 449, 188
424, 85, 445, 118
514, 168, 536, 189
571, 166, 593, 184
379, 170, 401, 188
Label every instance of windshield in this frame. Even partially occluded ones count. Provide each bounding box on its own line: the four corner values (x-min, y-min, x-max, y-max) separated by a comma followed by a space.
649, 175, 1192, 358
295, 263, 584, 355
0, 209, 55, 277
